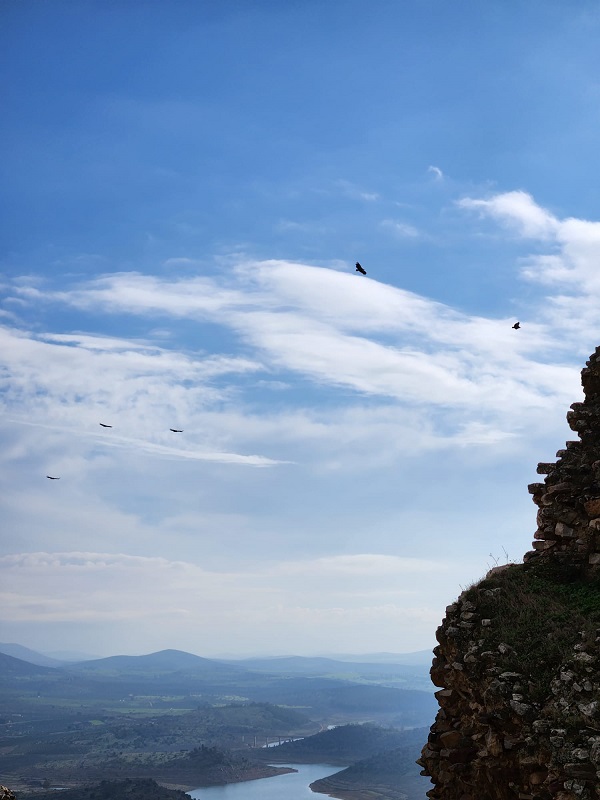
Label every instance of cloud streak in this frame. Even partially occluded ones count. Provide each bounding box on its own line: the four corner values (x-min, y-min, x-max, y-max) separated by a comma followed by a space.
3, 222, 593, 469
0, 325, 281, 466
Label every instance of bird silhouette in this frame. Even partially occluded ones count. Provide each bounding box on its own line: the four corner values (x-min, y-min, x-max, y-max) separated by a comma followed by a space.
355, 262, 367, 275
170, 428, 183, 433
99, 423, 112, 428
46, 475, 60, 480
512, 322, 521, 329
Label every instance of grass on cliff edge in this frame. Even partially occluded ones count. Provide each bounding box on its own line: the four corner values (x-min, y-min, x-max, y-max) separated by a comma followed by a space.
463, 562, 600, 703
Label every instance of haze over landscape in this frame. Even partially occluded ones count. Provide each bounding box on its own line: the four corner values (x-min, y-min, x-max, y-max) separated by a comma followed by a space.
3, 1, 600, 660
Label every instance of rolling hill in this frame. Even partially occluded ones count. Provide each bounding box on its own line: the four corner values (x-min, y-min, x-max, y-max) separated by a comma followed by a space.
260, 721, 417, 764
0, 651, 58, 676
309, 726, 430, 800
67, 649, 245, 674
0, 643, 67, 668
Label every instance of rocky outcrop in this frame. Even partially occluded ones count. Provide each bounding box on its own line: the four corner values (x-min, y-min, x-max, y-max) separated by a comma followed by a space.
418, 347, 600, 800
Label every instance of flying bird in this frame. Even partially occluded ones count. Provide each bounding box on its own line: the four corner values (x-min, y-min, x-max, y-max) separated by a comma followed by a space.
46, 475, 60, 480
99, 423, 112, 428
512, 322, 521, 329
170, 428, 183, 433
355, 262, 367, 275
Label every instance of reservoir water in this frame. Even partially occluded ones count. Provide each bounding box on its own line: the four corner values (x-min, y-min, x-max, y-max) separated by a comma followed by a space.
188, 763, 344, 800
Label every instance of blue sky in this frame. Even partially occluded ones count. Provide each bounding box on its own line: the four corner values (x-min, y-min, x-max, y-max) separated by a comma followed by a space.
2, 0, 600, 658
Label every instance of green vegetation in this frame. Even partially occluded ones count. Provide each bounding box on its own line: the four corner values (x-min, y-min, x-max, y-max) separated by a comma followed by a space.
0, 701, 310, 794
18, 778, 190, 800
226, 656, 432, 691
463, 562, 600, 702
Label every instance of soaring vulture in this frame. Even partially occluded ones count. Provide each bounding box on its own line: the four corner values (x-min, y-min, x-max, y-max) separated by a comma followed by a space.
355, 262, 367, 275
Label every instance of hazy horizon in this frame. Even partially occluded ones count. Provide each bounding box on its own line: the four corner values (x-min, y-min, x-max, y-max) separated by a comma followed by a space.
1, 640, 434, 665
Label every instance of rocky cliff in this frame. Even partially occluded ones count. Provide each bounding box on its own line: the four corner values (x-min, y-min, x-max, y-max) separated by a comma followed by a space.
418, 347, 600, 800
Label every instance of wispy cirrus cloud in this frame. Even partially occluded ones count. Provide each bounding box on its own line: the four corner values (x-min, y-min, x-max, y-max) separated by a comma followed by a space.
3, 250, 586, 451
0, 324, 280, 467
380, 219, 421, 238
334, 179, 380, 202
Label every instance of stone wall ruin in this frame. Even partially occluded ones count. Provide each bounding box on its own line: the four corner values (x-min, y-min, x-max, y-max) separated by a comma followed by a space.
418, 346, 600, 800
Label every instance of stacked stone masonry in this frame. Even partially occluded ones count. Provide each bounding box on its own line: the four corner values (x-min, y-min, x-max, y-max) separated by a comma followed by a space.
418, 347, 600, 800
525, 346, 600, 576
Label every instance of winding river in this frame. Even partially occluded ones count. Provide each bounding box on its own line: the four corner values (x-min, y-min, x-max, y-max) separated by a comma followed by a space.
188, 762, 344, 799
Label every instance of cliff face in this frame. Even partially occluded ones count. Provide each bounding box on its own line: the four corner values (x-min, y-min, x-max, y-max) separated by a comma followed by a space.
418, 347, 600, 800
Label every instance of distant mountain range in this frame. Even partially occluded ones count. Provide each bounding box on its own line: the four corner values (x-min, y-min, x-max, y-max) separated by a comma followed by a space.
320, 650, 433, 665
0, 643, 433, 681
0, 644, 245, 674
0, 642, 433, 667
0, 642, 68, 667
223, 654, 431, 677
0, 644, 435, 728
44, 648, 100, 662
208, 649, 434, 664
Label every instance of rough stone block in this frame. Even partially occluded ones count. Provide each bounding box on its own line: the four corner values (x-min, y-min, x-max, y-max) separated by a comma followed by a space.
528, 769, 548, 785
555, 522, 575, 538
527, 482, 545, 495
532, 540, 556, 550
584, 498, 600, 518
536, 462, 556, 474
439, 730, 462, 748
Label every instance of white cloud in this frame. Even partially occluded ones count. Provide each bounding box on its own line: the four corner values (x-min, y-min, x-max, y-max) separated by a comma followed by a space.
427, 165, 444, 181
0, 324, 280, 467
456, 190, 600, 333
3, 253, 586, 460
162, 257, 204, 269
279, 553, 447, 577
457, 190, 558, 239
335, 179, 380, 202
380, 218, 420, 238
275, 219, 328, 234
